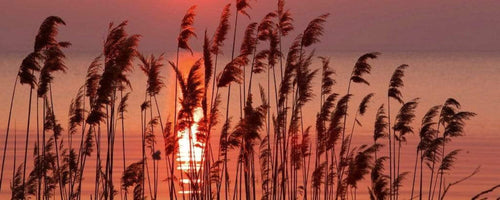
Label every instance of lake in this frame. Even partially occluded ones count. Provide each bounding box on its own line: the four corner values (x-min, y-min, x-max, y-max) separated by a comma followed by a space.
0, 51, 499, 199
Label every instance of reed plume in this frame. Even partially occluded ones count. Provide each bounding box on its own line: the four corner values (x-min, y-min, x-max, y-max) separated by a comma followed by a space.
373, 105, 388, 156
217, 57, 244, 88
388, 64, 409, 104
208, 5, 231, 146
434, 99, 475, 199
121, 160, 145, 200
86, 21, 139, 200
11, 165, 25, 200
139, 53, 165, 96
370, 156, 390, 200
350, 52, 380, 86
345, 144, 380, 196
85, 55, 102, 103
18, 52, 42, 88
386, 63, 407, 200
211, 4, 231, 55
178, 5, 198, 55
171, 59, 204, 198
236, 0, 252, 17
87, 21, 139, 124
301, 13, 329, 48
276, 0, 294, 37
393, 98, 419, 199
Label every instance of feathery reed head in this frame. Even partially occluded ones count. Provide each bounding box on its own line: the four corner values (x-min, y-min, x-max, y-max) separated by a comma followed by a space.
171, 59, 204, 130
121, 160, 144, 200
276, 0, 294, 36
394, 98, 419, 142
211, 4, 231, 55
350, 52, 380, 85
217, 56, 244, 87
87, 21, 139, 125
370, 156, 390, 200
319, 56, 336, 96
439, 149, 461, 172
418, 105, 441, 151
267, 30, 281, 68
388, 64, 409, 104
203, 30, 214, 86
178, 5, 198, 55
346, 144, 379, 188
327, 94, 352, 148
138, 53, 165, 96
37, 42, 71, 97
301, 13, 329, 47
34, 16, 66, 52
68, 86, 86, 135
236, 0, 252, 18
373, 104, 388, 142
85, 55, 102, 101
18, 52, 42, 88
258, 12, 277, 41
240, 22, 259, 57
254, 50, 270, 73
358, 93, 375, 116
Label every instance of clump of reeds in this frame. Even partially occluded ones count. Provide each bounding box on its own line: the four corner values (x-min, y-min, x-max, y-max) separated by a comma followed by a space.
1, 1, 481, 200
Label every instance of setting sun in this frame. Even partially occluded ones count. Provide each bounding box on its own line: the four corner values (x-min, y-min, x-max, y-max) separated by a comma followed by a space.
177, 107, 204, 172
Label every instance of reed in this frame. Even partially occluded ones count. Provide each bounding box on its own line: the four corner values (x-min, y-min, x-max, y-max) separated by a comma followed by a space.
2, 3, 483, 200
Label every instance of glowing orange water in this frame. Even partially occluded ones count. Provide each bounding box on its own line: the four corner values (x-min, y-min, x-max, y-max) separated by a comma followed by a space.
176, 107, 204, 192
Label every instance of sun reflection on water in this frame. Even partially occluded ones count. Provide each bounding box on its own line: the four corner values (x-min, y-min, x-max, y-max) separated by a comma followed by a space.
177, 107, 204, 193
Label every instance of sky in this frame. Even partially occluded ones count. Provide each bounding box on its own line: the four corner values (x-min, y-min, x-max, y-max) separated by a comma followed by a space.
1, 0, 500, 53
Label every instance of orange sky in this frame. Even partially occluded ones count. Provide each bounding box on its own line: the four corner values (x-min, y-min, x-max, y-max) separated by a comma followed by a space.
1, 0, 500, 53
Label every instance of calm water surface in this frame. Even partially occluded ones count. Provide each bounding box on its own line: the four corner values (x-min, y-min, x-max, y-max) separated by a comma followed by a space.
0, 51, 499, 199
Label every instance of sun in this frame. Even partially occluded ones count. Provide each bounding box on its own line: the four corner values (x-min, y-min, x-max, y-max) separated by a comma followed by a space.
177, 107, 204, 172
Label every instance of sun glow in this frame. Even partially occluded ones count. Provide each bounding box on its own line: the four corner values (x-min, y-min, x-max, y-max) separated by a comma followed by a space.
176, 107, 204, 171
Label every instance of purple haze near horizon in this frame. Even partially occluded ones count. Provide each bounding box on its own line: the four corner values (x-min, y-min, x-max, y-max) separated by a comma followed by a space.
1, 0, 500, 53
